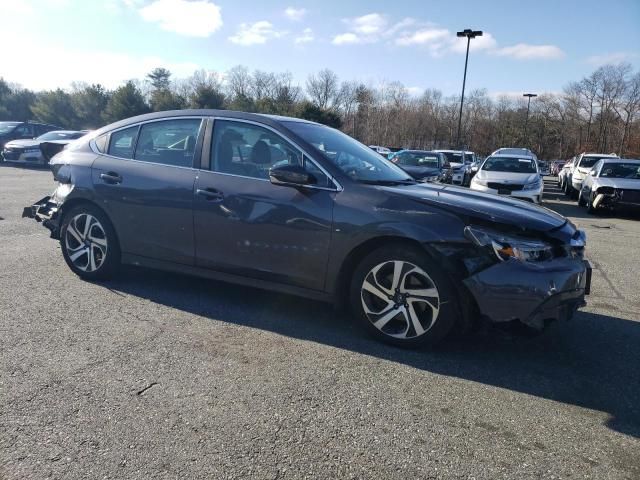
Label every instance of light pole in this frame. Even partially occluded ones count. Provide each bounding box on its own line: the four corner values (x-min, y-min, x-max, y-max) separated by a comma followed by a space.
523, 93, 537, 146
456, 29, 483, 149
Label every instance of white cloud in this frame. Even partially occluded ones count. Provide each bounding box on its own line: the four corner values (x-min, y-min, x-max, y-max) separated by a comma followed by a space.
0, 41, 199, 90
229, 21, 286, 46
586, 52, 638, 66
450, 32, 497, 53
284, 6, 306, 21
332, 32, 361, 45
395, 28, 449, 47
494, 43, 565, 60
294, 28, 314, 45
332, 13, 387, 45
139, 0, 223, 37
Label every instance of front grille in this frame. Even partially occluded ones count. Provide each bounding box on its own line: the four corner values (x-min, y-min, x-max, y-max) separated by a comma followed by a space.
618, 189, 640, 204
487, 182, 523, 192
3, 148, 22, 160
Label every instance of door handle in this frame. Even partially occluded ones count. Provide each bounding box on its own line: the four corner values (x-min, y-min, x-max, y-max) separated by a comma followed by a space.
196, 188, 224, 201
100, 172, 122, 184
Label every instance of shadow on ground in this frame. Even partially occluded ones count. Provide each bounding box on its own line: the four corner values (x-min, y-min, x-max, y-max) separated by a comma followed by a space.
101, 266, 640, 439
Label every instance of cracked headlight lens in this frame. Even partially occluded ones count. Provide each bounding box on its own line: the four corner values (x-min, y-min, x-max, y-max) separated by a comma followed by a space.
464, 225, 553, 262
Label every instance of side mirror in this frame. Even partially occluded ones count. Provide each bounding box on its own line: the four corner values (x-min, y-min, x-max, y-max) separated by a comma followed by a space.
590, 169, 597, 176
443, 161, 451, 169
269, 164, 316, 187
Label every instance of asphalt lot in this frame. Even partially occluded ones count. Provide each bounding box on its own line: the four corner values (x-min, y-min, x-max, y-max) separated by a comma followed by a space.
1, 165, 639, 479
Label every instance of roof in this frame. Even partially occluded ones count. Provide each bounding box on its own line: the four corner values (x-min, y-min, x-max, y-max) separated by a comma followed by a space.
597, 158, 640, 164
581, 152, 618, 157
88, 109, 321, 139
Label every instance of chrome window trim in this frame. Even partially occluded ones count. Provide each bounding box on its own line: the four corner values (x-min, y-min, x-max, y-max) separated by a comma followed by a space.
210, 116, 343, 192
91, 116, 205, 169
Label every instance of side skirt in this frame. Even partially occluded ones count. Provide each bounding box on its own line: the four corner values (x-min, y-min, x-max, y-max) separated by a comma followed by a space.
121, 253, 334, 304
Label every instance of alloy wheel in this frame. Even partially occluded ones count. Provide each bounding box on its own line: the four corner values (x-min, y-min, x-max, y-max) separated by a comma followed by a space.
64, 213, 108, 272
360, 260, 440, 339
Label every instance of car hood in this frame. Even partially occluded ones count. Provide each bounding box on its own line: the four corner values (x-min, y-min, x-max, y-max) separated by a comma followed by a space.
386, 183, 567, 232
475, 171, 538, 184
595, 177, 640, 189
4, 139, 39, 148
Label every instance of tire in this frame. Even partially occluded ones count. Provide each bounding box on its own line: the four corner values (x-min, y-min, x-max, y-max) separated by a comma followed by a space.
60, 204, 120, 280
578, 190, 586, 207
349, 245, 458, 348
586, 192, 597, 214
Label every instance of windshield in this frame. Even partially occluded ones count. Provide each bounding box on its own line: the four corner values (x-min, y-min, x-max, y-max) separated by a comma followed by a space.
441, 151, 464, 164
398, 152, 440, 168
36, 131, 83, 141
580, 156, 611, 168
599, 163, 640, 179
0, 122, 20, 134
482, 156, 538, 173
283, 122, 413, 183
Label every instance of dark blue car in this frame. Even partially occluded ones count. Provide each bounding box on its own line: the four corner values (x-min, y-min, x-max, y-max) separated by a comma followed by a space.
388, 150, 449, 183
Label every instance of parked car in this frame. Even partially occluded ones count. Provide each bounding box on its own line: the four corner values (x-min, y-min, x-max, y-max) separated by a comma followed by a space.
369, 145, 391, 156
558, 158, 575, 189
470, 154, 544, 203
388, 150, 449, 182
565, 152, 618, 198
578, 159, 640, 213
24, 110, 591, 347
2, 130, 87, 166
433, 150, 473, 186
0, 121, 61, 151
550, 160, 565, 176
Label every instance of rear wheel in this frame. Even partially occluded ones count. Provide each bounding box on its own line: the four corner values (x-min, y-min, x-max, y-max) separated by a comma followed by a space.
578, 190, 586, 207
350, 245, 458, 348
60, 204, 120, 280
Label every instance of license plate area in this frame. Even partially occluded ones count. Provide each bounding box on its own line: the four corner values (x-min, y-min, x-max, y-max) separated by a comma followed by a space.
498, 189, 511, 195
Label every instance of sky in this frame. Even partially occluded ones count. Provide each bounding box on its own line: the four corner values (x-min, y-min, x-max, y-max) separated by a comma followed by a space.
1, 0, 639, 97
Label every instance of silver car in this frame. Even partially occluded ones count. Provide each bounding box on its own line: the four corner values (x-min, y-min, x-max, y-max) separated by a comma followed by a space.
2, 130, 86, 166
578, 158, 640, 213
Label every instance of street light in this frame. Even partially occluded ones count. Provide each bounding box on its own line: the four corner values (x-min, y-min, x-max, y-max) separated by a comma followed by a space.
523, 93, 537, 146
455, 28, 483, 149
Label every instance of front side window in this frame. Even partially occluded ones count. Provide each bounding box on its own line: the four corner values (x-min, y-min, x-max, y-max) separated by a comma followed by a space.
14, 124, 34, 137
211, 120, 331, 187
283, 121, 412, 184
482, 156, 538, 173
108, 125, 139, 159
134, 119, 202, 168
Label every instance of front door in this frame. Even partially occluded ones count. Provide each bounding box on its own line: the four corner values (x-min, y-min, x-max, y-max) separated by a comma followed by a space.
92, 118, 203, 265
193, 119, 336, 291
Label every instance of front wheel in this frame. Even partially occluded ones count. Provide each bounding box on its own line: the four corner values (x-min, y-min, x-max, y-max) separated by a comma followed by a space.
60, 204, 120, 280
350, 245, 458, 348
578, 190, 587, 207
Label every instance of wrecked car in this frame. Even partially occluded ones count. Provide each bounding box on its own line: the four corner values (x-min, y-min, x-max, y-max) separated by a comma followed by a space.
579, 158, 640, 213
24, 110, 591, 347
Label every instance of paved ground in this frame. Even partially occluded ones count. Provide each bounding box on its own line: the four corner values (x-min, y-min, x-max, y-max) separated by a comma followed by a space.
1, 165, 639, 479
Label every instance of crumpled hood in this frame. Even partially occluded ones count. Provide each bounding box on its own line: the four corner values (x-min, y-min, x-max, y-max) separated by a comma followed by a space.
4, 139, 39, 148
475, 171, 538, 184
595, 177, 640, 189
387, 183, 567, 232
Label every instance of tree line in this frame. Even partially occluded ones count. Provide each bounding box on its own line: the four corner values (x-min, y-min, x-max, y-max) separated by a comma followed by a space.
1, 63, 639, 159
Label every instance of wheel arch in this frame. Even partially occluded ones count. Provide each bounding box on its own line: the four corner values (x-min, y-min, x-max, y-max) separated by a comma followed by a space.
59, 198, 121, 249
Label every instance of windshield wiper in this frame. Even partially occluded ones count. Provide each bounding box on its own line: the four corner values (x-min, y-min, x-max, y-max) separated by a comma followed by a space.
359, 179, 417, 186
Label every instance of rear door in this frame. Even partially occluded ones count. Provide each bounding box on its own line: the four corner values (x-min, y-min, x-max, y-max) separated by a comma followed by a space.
193, 118, 336, 291
92, 117, 204, 265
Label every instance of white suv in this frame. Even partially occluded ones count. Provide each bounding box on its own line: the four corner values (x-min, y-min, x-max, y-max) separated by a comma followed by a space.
567, 153, 618, 198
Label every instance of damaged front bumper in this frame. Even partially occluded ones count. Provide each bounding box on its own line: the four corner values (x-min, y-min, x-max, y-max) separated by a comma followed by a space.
22, 195, 62, 238
464, 257, 592, 329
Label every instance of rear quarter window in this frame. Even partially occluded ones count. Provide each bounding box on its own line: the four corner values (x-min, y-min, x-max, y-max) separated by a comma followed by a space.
108, 126, 139, 159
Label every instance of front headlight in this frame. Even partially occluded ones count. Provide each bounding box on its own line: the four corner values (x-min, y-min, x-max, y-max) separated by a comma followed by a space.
464, 225, 553, 262
472, 177, 487, 186
523, 178, 542, 191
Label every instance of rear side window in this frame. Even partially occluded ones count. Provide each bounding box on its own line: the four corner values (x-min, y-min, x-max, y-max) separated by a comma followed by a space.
108, 126, 139, 159
134, 119, 202, 168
